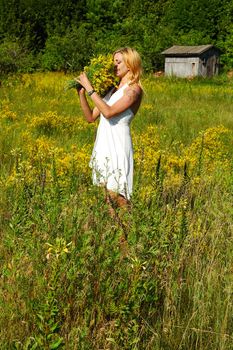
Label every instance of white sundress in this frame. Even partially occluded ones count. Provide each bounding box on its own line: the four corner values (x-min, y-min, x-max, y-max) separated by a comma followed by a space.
90, 83, 135, 199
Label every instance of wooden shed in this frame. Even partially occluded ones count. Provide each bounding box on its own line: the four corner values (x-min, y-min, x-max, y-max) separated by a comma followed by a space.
161, 45, 220, 78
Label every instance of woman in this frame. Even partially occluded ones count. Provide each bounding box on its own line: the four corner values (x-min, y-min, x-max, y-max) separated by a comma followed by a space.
76, 47, 143, 210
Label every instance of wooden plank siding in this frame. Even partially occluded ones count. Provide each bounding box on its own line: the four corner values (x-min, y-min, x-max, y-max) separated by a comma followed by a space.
161, 45, 221, 78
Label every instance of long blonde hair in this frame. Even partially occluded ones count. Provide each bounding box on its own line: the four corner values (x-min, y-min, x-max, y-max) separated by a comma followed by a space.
113, 47, 143, 86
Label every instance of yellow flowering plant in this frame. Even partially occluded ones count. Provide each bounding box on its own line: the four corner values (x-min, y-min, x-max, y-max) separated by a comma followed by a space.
65, 54, 119, 96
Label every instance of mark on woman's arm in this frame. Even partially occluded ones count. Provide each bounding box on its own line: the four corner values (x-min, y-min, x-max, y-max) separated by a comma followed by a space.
125, 88, 140, 102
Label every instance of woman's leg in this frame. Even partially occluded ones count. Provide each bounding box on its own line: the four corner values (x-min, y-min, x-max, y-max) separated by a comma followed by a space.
106, 189, 129, 211
104, 189, 130, 255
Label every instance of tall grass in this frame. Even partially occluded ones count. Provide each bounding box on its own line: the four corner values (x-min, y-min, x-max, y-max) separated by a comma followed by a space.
0, 72, 233, 349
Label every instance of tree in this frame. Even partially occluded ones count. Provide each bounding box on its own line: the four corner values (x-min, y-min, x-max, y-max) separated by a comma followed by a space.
41, 24, 95, 72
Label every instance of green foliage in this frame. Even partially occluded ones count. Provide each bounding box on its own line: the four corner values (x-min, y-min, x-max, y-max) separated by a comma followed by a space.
164, 0, 224, 39
0, 39, 38, 76
86, 0, 126, 29
41, 26, 95, 72
1, 0, 233, 72
175, 30, 212, 46
218, 26, 233, 69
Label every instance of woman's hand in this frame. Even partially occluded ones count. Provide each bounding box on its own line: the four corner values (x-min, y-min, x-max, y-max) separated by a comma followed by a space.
77, 72, 93, 92
74, 77, 85, 95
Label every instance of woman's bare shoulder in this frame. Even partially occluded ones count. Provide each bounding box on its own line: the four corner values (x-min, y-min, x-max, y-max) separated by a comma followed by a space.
124, 83, 142, 100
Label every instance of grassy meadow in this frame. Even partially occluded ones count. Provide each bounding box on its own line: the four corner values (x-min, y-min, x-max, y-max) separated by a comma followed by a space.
0, 72, 233, 349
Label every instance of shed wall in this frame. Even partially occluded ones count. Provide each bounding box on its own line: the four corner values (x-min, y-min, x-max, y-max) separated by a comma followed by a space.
199, 50, 220, 77
164, 57, 200, 77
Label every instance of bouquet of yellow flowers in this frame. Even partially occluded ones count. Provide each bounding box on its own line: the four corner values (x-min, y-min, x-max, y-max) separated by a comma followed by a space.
65, 54, 119, 96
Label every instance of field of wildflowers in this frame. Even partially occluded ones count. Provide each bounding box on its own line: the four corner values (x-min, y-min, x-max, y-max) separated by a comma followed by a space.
0, 72, 233, 349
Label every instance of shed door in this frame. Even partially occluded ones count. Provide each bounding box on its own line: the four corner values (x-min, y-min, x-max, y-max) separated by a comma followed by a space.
206, 56, 217, 77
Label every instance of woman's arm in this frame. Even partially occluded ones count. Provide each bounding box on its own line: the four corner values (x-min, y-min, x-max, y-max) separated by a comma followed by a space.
78, 73, 142, 119
77, 87, 100, 123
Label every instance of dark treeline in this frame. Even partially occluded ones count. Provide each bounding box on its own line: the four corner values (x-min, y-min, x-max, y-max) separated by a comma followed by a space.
0, 0, 233, 75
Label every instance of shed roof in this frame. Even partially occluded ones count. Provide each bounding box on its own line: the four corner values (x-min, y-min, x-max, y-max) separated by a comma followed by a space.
161, 45, 218, 56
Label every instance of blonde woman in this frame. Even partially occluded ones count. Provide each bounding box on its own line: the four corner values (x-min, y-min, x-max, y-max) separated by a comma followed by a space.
76, 47, 143, 210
